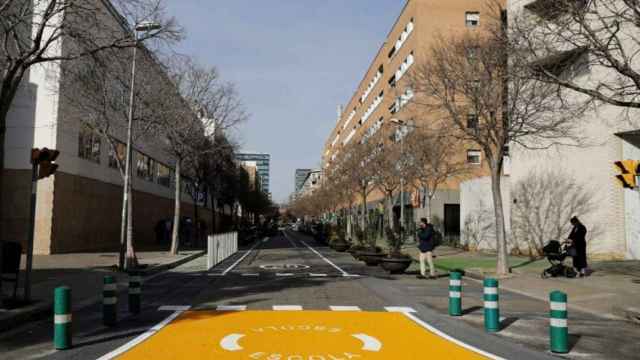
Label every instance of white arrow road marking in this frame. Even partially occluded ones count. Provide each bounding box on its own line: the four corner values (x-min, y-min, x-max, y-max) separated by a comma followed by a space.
220, 333, 245, 351
351, 333, 382, 352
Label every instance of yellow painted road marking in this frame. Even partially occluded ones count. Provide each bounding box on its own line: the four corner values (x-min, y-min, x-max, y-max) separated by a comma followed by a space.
117, 310, 490, 359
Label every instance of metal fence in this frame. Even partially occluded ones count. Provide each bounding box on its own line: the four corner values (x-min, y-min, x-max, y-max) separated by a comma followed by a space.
207, 232, 238, 270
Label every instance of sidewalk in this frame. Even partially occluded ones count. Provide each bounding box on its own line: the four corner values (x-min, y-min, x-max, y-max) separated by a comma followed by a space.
0, 250, 204, 332
398, 245, 640, 322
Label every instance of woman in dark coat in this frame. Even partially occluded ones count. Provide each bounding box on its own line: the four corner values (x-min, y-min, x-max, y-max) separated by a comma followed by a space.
416, 218, 436, 279
568, 216, 588, 277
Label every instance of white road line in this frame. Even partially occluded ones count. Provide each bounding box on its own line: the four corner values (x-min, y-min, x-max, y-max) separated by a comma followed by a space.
309, 273, 328, 277
97, 307, 190, 360
211, 239, 262, 276
330, 306, 361, 311
273, 305, 303, 311
285, 233, 298, 248
216, 305, 247, 311
285, 231, 351, 276
384, 306, 417, 313
158, 305, 191, 311
402, 312, 505, 360
276, 273, 295, 277
242, 273, 260, 277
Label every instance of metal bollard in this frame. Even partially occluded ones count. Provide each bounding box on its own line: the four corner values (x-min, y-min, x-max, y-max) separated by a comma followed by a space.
448, 272, 462, 316
53, 286, 72, 349
483, 278, 500, 332
103, 275, 117, 326
128, 271, 142, 314
550, 291, 569, 354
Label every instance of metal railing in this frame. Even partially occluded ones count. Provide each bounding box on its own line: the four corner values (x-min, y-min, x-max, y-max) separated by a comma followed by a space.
207, 232, 238, 270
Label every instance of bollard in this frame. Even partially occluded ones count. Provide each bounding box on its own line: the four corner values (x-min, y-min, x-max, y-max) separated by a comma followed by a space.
103, 276, 117, 326
128, 271, 142, 314
448, 272, 462, 316
483, 278, 500, 332
53, 286, 72, 349
550, 291, 569, 354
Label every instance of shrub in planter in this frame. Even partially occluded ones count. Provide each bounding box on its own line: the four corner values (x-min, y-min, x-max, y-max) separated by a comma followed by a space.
379, 227, 412, 274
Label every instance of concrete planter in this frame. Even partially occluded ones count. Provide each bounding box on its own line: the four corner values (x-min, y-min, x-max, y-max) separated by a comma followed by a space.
358, 251, 386, 266
380, 256, 412, 274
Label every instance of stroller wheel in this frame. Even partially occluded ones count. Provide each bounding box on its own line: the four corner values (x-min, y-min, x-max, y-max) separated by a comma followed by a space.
541, 270, 549, 279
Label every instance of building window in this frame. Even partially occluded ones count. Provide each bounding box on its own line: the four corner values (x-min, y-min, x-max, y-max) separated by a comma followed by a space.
467, 113, 478, 129
78, 125, 101, 163
465, 12, 480, 27
467, 149, 482, 165
157, 163, 171, 187
108, 141, 126, 169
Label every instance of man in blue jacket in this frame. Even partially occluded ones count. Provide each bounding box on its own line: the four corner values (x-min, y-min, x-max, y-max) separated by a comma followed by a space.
416, 218, 436, 279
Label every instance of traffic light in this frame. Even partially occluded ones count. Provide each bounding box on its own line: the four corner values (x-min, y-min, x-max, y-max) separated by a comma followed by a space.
614, 160, 639, 189
31, 148, 60, 179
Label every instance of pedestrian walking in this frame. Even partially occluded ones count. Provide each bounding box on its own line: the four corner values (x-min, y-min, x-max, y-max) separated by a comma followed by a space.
567, 216, 588, 277
416, 217, 436, 279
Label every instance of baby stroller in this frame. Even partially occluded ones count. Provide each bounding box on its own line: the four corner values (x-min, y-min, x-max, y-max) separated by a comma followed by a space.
541, 240, 577, 279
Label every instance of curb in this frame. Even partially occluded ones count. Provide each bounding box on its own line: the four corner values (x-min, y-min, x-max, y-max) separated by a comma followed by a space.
0, 251, 205, 333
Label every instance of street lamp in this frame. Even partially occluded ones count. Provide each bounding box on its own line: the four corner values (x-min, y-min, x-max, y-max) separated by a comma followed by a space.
389, 118, 415, 243
119, 21, 162, 269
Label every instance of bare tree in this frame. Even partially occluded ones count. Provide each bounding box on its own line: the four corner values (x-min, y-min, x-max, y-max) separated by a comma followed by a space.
404, 126, 469, 222
368, 127, 402, 232
60, 44, 166, 269
341, 139, 378, 248
511, 170, 600, 257
153, 56, 247, 254
409, 4, 582, 275
324, 151, 358, 241
511, 0, 640, 112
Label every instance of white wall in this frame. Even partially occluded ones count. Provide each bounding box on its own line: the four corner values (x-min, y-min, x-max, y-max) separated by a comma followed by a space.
623, 140, 640, 259
459, 176, 511, 251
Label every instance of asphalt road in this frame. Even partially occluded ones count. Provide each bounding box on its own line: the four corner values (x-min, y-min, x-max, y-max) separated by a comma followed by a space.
0, 231, 562, 360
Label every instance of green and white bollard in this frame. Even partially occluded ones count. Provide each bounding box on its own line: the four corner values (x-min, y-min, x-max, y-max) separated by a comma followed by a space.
53, 286, 72, 349
448, 272, 462, 316
128, 271, 141, 314
103, 276, 117, 326
483, 278, 500, 332
550, 291, 569, 354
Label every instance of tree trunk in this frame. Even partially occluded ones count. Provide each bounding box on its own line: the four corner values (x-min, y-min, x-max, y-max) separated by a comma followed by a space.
194, 190, 199, 249
346, 206, 352, 240
361, 188, 368, 246
125, 186, 138, 269
490, 165, 509, 275
209, 191, 217, 235
386, 192, 394, 231
170, 159, 181, 255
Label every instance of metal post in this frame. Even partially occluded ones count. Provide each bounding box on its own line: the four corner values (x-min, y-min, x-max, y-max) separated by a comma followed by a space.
103, 276, 117, 326
53, 286, 72, 349
119, 34, 138, 270
549, 291, 569, 353
128, 271, 141, 314
483, 278, 500, 332
24, 162, 38, 302
400, 128, 405, 242
449, 272, 462, 316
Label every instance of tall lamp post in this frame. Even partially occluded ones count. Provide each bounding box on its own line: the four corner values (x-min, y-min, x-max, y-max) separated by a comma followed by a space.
119, 21, 162, 270
390, 118, 415, 243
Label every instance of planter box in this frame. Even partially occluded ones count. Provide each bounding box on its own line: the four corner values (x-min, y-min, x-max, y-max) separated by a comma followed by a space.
380, 257, 412, 274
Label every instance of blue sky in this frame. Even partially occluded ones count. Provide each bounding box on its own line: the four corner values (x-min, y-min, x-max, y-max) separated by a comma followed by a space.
164, 1, 406, 203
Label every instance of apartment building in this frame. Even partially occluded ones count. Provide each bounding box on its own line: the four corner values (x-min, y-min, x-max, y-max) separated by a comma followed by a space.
1, 1, 211, 254
236, 153, 270, 196
506, 0, 640, 260
295, 169, 312, 193
322, 0, 495, 234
